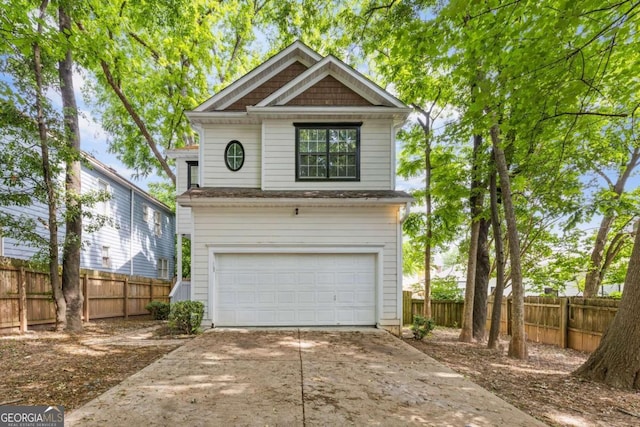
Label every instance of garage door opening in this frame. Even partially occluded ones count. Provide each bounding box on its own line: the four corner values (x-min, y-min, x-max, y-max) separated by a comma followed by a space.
213, 252, 376, 326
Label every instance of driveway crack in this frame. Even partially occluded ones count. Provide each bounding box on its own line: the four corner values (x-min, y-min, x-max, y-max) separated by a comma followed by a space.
297, 328, 306, 426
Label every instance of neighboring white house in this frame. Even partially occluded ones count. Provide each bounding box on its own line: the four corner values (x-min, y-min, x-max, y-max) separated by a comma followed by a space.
169, 41, 412, 334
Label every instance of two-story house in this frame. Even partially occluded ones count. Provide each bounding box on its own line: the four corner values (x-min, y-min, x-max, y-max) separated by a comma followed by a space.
0, 153, 175, 279
170, 41, 412, 334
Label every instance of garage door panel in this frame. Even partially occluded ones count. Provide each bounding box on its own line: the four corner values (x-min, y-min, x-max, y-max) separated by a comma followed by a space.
298, 291, 315, 304
278, 291, 296, 304
215, 253, 375, 326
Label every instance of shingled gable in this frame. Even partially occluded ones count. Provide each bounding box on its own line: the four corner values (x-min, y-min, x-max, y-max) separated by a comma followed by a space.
194, 40, 322, 112
256, 54, 405, 108
191, 41, 408, 116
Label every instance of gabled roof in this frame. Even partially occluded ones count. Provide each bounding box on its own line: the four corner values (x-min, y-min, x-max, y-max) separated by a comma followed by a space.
189, 40, 410, 120
257, 55, 406, 108
195, 41, 322, 112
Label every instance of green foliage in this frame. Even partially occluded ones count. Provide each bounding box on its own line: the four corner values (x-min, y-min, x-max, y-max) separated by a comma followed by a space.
411, 315, 435, 341
607, 291, 622, 300
431, 276, 463, 301
145, 300, 170, 320
168, 301, 204, 335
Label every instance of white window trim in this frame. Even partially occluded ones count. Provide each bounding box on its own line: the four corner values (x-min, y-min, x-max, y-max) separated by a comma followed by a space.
98, 179, 111, 216
142, 205, 150, 223
153, 211, 162, 236
101, 246, 110, 268
158, 258, 169, 279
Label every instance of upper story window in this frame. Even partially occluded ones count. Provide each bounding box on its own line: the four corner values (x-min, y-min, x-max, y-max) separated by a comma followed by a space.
97, 179, 111, 215
158, 258, 169, 279
142, 205, 150, 223
295, 123, 361, 181
153, 211, 162, 236
187, 161, 199, 189
225, 140, 244, 171
101, 246, 110, 268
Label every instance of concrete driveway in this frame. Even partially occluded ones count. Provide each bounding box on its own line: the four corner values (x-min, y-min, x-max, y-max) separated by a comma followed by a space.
66, 328, 545, 426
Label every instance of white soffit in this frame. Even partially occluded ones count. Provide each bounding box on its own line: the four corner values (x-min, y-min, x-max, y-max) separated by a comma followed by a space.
193, 41, 322, 112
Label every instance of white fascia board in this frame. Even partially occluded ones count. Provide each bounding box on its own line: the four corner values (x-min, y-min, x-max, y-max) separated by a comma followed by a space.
178, 196, 414, 208
246, 106, 413, 121
194, 41, 322, 112
185, 111, 259, 125
166, 148, 199, 159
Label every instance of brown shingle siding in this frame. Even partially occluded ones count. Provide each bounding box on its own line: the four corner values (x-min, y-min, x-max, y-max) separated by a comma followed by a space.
285, 76, 373, 106
225, 61, 308, 111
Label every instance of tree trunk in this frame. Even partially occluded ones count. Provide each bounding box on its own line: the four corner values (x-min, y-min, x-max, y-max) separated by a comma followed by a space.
584, 216, 615, 297
473, 217, 491, 340
490, 124, 527, 359
59, 4, 83, 332
584, 148, 640, 297
33, 0, 66, 330
423, 125, 432, 319
488, 167, 505, 349
574, 220, 640, 389
460, 134, 483, 342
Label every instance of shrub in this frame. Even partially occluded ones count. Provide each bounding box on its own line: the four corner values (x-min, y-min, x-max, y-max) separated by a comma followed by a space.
411, 315, 436, 340
168, 300, 204, 335
608, 291, 623, 299
145, 301, 170, 320
431, 276, 464, 301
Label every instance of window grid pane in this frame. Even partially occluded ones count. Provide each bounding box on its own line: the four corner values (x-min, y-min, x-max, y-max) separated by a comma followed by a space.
298, 126, 358, 180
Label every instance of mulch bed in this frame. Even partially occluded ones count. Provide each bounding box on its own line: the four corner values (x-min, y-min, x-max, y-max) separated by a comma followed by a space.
405, 327, 640, 427
0, 317, 185, 410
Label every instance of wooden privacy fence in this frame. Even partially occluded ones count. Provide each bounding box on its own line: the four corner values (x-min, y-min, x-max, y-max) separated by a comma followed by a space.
402, 291, 464, 327
404, 291, 620, 352
0, 260, 172, 332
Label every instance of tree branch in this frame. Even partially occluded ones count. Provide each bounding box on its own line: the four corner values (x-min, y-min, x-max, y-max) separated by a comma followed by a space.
99, 60, 176, 183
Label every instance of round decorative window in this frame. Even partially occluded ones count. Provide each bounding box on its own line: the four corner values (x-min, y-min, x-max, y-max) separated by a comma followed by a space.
224, 140, 244, 171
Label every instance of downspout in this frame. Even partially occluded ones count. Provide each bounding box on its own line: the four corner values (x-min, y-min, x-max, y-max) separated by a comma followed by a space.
130, 187, 134, 276
400, 201, 412, 223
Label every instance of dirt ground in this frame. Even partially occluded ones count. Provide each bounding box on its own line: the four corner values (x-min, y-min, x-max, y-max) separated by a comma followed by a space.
405, 327, 640, 427
3, 320, 640, 426
0, 317, 186, 410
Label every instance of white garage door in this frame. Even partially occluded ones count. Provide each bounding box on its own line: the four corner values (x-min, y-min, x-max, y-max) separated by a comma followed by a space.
214, 253, 376, 326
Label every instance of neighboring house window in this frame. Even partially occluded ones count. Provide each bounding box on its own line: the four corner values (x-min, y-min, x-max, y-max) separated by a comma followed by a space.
97, 180, 111, 215
101, 246, 110, 268
187, 161, 199, 188
224, 140, 244, 171
158, 258, 169, 279
142, 205, 149, 223
295, 123, 361, 181
153, 211, 162, 236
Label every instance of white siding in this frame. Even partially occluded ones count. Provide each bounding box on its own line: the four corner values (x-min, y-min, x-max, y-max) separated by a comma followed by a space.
262, 119, 394, 190
190, 205, 401, 325
201, 124, 261, 187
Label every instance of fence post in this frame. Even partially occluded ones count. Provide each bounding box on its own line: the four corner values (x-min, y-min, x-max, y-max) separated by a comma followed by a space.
507, 298, 512, 336
149, 279, 154, 303
83, 273, 89, 322
560, 297, 569, 348
124, 277, 129, 319
403, 291, 412, 325
18, 267, 27, 333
